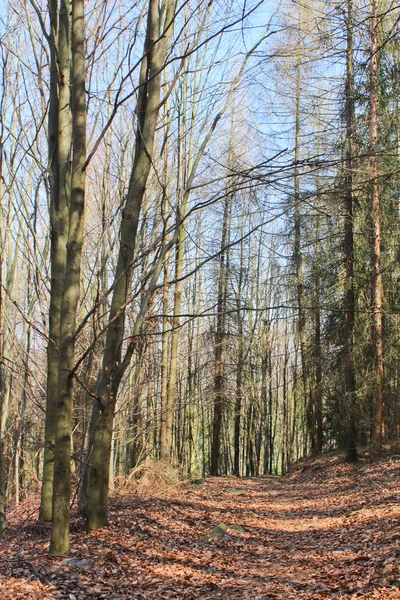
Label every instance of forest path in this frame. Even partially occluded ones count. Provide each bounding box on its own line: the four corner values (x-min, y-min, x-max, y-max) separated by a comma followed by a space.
0, 455, 399, 599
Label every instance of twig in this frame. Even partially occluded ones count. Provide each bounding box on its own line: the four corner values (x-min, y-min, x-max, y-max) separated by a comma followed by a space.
17, 558, 53, 586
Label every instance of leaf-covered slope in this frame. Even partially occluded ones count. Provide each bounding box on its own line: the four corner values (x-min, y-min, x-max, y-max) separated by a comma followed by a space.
1, 454, 399, 599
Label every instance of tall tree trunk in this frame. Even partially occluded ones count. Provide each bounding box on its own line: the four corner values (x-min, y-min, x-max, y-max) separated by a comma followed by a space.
0, 60, 20, 532
344, 0, 358, 462
163, 96, 187, 461
160, 259, 170, 457
86, 0, 176, 531
12, 270, 33, 507
261, 322, 270, 475
145, 333, 154, 462
369, 0, 384, 447
160, 121, 170, 458
314, 212, 323, 453
234, 301, 244, 477
130, 360, 144, 469
162, 62, 201, 461
293, 6, 314, 453
0, 197, 5, 535
163, 214, 185, 460
49, 0, 86, 555
234, 232, 245, 477
0, 66, 7, 534
210, 195, 230, 476
186, 298, 196, 477
40, 0, 71, 523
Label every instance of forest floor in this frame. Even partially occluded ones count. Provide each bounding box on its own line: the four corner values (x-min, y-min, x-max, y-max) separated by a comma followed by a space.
0, 453, 400, 599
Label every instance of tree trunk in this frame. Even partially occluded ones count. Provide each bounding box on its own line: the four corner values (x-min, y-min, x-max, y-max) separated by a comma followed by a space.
0, 61, 20, 532
163, 210, 185, 459
159, 103, 171, 460
314, 213, 323, 453
293, 5, 314, 453
186, 306, 196, 477
40, 0, 71, 523
145, 333, 154, 462
234, 236, 244, 477
210, 195, 230, 476
0, 74, 6, 535
369, 0, 384, 447
49, 0, 86, 555
0, 251, 5, 534
86, 0, 175, 531
234, 307, 244, 477
343, 0, 358, 463
163, 97, 187, 461
160, 259, 170, 458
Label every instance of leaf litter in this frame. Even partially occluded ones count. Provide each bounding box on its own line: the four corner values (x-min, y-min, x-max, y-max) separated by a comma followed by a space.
0, 453, 399, 599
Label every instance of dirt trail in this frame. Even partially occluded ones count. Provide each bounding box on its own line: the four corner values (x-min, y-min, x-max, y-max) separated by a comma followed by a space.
0, 455, 399, 599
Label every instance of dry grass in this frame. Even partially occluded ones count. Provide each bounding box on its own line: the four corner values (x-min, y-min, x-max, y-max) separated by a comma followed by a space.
116, 459, 186, 499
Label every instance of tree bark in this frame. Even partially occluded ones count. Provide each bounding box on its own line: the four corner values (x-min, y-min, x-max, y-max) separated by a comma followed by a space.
343, 0, 358, 462
85, 0, 176, 531
369, 0, 384, 447
49, 0, 86, 555
40, 0, 71, 523
293, 15, 314, 452
0, 65, 7, 535
162, 95, 187, 460
0, 214, 5, 534
210, 195, 230, 476
314, 211, 323, 453
160, 260, 170, 457
234, 238, 244, 477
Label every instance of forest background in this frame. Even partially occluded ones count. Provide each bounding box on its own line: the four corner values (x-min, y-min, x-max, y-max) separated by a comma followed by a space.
0, 0, 399, 555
